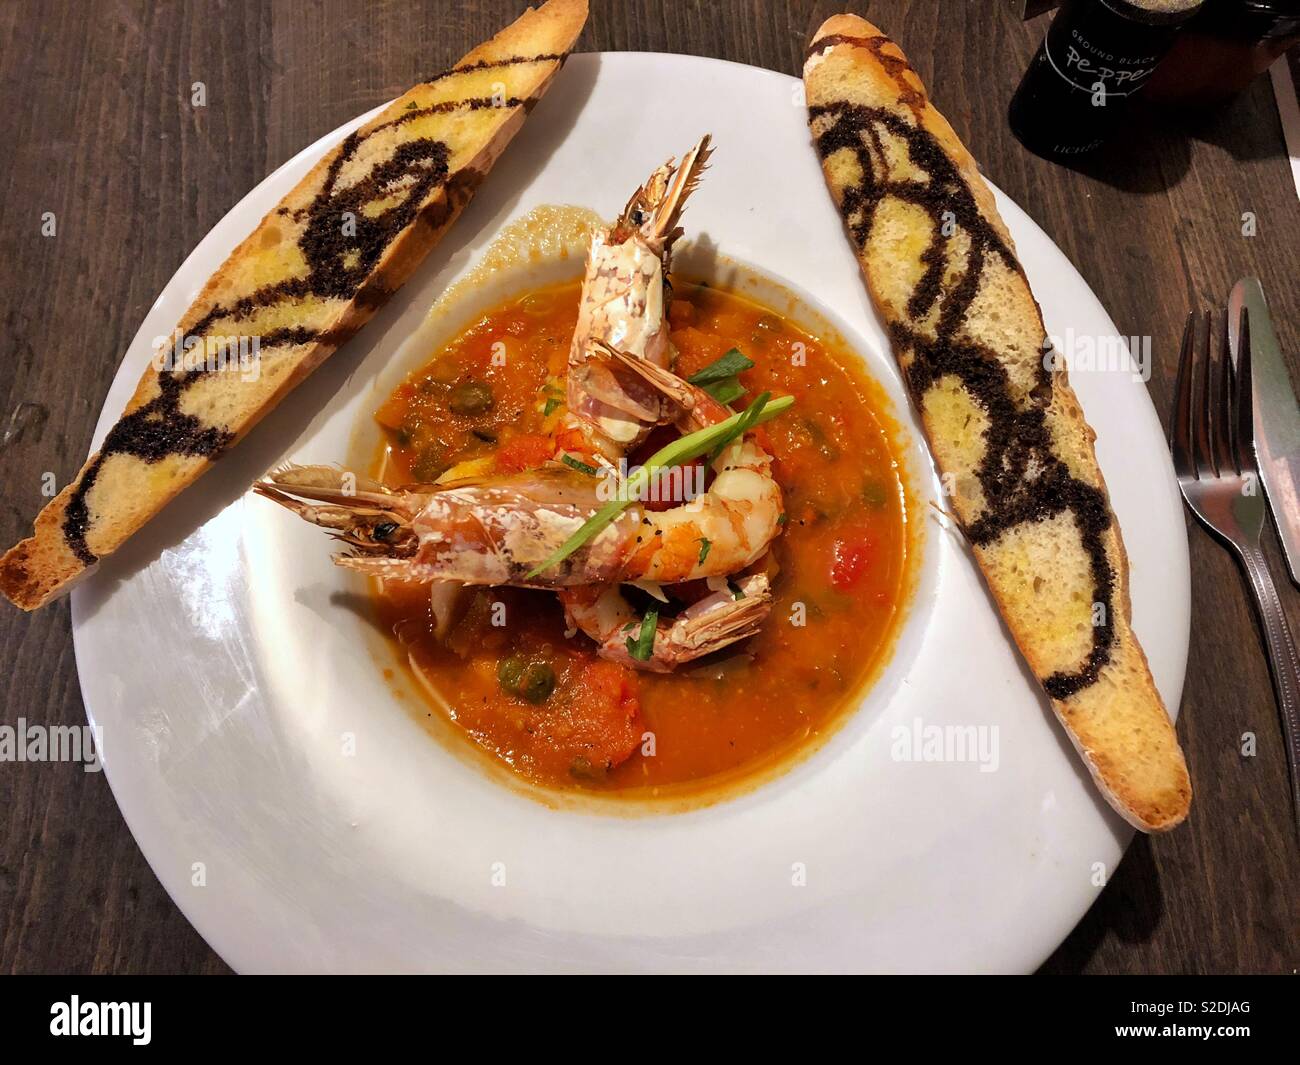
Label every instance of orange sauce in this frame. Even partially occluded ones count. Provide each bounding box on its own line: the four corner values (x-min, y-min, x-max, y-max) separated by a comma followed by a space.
370, 280, 911, 795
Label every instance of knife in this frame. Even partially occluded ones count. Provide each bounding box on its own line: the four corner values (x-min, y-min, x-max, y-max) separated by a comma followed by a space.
1229, 278, 1300, 588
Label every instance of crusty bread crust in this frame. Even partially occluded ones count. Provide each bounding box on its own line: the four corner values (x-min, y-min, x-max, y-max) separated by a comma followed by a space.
1, 0, 588, 611
805, 15, 1191, 831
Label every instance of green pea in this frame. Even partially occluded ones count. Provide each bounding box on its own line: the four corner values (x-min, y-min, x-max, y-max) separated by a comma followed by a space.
497, 656, 526, 693
518, 662, 556, 705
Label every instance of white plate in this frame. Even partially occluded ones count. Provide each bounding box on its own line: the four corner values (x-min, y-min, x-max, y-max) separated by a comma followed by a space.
70, 53, 1189, 973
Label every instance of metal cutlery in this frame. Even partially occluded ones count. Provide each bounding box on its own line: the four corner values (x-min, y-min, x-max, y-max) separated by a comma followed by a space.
1171, 305, 1300, 837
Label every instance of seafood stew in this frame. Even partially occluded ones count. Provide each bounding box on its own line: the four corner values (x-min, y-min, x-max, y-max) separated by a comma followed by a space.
258, 137, 913, 798
368, 278, 911, 793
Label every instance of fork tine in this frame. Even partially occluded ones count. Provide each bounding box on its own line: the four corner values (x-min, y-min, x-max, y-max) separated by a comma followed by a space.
1235, 305, 1256, 475
1194, 309, 1217, 478
1170, 312, 1197, 478
1210, 310, 1236, 476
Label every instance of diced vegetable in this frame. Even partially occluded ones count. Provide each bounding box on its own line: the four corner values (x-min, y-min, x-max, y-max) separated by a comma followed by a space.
862, 479, 890, 508
495, 433, 554, 473
669, 326, 730, 378
668, 300, 696, 328
449, 379, 494, 415
445, 592, 498, 659
411, 446, 447, 483
374, 386, 413, 430
830, 531, 876, 591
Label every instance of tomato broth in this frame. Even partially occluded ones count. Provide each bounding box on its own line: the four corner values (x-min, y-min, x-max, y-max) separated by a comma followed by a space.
370, 279, 912, 796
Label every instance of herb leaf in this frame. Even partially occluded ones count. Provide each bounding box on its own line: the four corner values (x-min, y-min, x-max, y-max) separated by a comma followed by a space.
697, 537, 712, 565
626, 609, 658, 661
526, 393, 794, 578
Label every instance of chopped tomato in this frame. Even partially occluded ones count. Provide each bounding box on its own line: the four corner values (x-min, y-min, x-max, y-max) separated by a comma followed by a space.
495, 432, 554, 473
557, 660, 641, 778
669, 326, 729, 379
553, 424, 598, 463
668, 299, 696, 328
830, 529, 876, 591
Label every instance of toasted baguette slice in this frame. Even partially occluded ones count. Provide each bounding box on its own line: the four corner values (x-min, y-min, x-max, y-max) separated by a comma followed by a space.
804, 16, 1190, 831
0, 0, 588, 611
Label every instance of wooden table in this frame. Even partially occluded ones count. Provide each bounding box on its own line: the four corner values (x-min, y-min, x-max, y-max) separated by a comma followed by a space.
1, 0, 1296, 975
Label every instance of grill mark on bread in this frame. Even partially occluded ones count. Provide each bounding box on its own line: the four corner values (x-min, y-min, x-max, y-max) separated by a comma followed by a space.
811, 99, 1115, 697
58, 66, 554, 566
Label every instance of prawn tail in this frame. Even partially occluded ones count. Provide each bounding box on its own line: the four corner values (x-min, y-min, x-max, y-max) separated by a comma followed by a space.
575, 573, 773, 673
656, 573, 773, 665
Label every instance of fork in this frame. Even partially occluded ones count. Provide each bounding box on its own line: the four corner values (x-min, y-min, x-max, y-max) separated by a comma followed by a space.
1172, 306, 1300, 839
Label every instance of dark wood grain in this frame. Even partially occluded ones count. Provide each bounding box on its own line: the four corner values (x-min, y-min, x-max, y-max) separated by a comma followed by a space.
0, 0, 1297, 975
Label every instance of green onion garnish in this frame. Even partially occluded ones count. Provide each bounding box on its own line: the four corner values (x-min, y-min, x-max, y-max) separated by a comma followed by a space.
703, 379, 746, 406
697, 537, 712, 565
705, 389, 771, 463
526, 392, 794, 578
688, 348, 754, 406
543, 397, 561, 417
626, 609, 658, 661
688, 348, 754, 384
561, 454, 598, 476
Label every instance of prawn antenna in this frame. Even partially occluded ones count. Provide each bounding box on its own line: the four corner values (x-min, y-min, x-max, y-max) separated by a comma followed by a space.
649, 133, 713, 245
